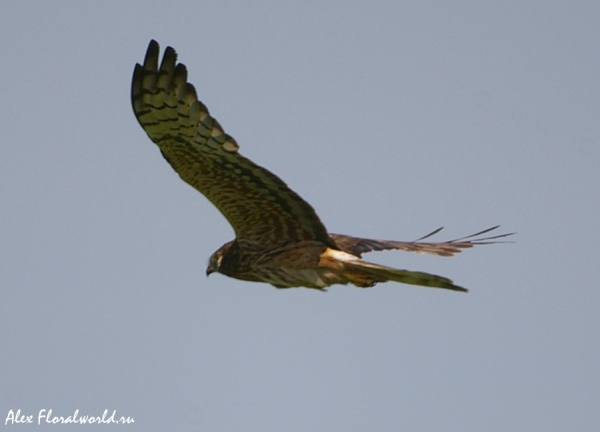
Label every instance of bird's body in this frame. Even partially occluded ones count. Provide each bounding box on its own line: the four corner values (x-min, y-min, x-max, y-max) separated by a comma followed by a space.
132, 40, 511, 292
213, 240, 339, 289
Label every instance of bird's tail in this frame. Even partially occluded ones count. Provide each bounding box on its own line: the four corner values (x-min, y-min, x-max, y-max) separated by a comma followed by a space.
342, 260, 468, 292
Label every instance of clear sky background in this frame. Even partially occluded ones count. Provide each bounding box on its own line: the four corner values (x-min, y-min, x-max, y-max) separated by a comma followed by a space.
1, 2, 599, 431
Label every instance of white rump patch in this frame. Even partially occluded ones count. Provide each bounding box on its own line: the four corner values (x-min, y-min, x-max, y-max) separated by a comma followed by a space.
322, 248, 361, 263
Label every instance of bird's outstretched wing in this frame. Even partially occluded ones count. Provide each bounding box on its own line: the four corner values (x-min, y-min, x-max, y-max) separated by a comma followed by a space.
132, 40, 335, 249
330, 226, 514, 258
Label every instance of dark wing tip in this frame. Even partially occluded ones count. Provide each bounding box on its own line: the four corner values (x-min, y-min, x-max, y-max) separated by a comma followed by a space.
415, 225, 515, 245
185, 82, 198, 100
144, 40, 161, 70
451, 284, 469, 293
160, 46, 178, 71
413, 227, 445, 242
148, 39, 159, 51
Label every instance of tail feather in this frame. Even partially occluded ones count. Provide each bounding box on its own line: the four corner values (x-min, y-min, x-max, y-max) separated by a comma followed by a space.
343, 260, 468, 292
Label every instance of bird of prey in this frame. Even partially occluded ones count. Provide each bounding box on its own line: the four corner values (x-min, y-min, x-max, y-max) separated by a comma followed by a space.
131, 40, 511, 292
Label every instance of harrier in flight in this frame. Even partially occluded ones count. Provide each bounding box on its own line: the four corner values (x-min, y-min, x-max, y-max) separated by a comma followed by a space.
132, 40, 511, 292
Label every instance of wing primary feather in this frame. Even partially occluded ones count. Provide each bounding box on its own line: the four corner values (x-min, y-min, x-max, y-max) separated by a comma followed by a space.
413, 226, 444, 242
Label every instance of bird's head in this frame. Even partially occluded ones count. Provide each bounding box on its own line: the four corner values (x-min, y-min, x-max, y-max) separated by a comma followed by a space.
206, 241, 234, 276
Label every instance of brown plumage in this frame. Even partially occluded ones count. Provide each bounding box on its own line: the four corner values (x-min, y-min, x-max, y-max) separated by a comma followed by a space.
132, 40, 512, 293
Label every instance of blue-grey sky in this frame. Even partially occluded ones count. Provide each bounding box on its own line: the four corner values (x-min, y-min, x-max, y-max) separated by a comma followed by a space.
1, 2, 599, 431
